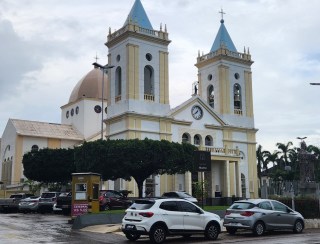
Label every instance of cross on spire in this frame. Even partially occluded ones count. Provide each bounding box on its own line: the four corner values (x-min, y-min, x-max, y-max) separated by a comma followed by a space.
94, 53, 99, 63
219, 8, 226, 20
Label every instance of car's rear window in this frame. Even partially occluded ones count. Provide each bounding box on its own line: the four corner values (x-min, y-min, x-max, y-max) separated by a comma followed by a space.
129, 200, 155, 210
41, 193, 57, 198
10, 194, 23, 199
177, 192, 193, 198
230, 202, 255, 210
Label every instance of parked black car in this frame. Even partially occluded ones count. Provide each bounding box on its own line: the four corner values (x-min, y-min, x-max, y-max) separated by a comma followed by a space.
56, 192, 72, 215
38, 192, 60, 213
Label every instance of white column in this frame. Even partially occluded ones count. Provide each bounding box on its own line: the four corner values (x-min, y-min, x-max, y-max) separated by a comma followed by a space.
235, 161, 241, 197
184, 172, 192, 195
224, 160, 230, 197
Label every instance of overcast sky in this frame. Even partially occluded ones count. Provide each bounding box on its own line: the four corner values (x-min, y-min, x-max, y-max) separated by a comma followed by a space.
1, 0, 320, 152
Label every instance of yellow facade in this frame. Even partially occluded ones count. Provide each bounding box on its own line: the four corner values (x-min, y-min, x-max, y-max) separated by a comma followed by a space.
126, 44, 140, 100
245, 71, 254, 118
247, 131, 259, 198
13, 136, 23, 185
47, 138, 61, 149
218, 65, 230, 114
159, 51, 169, 104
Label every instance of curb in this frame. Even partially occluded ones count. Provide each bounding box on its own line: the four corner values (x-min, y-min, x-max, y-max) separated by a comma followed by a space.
72, 213, 125, 230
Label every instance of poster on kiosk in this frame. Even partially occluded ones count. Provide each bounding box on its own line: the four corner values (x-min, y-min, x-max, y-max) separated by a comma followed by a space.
71, 172, 101, 218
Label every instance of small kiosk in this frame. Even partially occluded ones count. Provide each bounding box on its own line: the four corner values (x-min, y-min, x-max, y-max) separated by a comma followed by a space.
71, 172, 101, 218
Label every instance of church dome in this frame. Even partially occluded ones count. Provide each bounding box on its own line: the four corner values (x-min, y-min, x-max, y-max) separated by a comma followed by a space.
68, 67, 108, 103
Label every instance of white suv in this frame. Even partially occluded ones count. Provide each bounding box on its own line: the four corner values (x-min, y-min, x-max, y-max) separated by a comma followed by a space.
121, 198, 222, 243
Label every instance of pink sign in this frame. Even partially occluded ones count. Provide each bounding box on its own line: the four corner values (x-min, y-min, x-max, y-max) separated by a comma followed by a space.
72, 203, 88, 217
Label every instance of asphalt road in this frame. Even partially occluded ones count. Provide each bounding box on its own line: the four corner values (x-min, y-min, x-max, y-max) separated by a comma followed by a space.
1, 212, 320, 243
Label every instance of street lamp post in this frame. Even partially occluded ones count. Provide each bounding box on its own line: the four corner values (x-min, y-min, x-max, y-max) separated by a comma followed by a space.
92, 62, 114, 139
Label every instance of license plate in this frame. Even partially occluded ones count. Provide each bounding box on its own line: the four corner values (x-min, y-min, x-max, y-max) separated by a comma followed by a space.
126, 224, 135, 230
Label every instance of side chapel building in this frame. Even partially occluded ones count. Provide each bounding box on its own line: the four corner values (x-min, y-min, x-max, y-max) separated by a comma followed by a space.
0, 0, 258, 199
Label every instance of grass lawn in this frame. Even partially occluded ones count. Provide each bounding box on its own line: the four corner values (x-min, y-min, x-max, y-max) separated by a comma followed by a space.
203, 205, 229, 211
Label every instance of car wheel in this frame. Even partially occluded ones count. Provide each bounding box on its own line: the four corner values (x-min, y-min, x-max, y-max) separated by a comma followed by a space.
226, 227, 237, 235
293, 219, 304, 233
149, 225, 167, 243
125, 233, 140, 241
253, 221, 265, 236
205, 222, 219, 240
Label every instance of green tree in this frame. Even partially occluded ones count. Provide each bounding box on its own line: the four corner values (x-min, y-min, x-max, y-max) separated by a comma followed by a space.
21, 179, 43, 195
22, 148, 75, 183
75, 139, 196, 197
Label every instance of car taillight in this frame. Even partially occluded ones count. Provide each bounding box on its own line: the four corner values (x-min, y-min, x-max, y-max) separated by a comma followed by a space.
240, 211, 254, 217
139, 212, 154, 218
99, 196, 103, 201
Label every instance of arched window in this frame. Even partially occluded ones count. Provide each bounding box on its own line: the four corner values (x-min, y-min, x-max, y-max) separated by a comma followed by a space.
144, 65, 154, 96
234, 83, 242, 110
208, 85, 214, 108
205, 135, 213, 146
115, 66, 122, 97
194, 134, 201, 145
182, 133, 190, 143
31, 145, 39, 152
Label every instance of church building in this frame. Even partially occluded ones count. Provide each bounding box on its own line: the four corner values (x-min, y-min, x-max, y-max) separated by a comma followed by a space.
0, 0, 258, 199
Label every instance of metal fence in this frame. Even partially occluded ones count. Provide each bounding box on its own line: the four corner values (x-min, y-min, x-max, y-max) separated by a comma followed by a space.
261, 180, 320, 218
262, 180, 320, 199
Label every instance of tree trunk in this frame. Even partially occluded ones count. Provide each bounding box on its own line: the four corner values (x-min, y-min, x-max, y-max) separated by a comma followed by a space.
135, 179, 144, 198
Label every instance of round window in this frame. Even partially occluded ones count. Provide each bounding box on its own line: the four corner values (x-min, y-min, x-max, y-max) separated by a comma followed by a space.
116, 55, 120, 62
94, 105, 102, 113
208, 74, 213, 81
66, 111, 69, 118
146, 53, 152, 61
76, 106, 79, 115
234, 73, 240, 79
71, 108, 74, 116
105, 107, 108, 114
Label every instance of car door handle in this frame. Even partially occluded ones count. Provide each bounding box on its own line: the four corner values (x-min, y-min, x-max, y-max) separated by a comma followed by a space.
277, 214, 281, 216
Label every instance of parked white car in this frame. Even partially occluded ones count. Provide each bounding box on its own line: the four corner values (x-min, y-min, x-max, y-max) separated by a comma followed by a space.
121, 198, 222, 243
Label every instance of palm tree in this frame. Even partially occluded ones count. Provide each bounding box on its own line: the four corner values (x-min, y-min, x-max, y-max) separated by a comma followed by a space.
256, 145, 270, 185
276, 142, 294, 168
257, 145, 267, 170
265, 151, 280, 168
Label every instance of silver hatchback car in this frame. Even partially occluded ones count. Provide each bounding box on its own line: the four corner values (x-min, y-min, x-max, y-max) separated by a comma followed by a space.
223, 199, 304, 236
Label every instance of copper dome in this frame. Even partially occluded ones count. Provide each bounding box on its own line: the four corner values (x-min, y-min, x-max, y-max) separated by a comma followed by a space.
68, 67, 108, 103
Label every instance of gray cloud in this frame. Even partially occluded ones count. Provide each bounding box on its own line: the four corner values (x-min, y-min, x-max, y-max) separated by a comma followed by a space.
0, 19, 42, 95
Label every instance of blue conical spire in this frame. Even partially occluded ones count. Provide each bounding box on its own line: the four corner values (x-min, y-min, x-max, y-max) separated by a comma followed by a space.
210, 18, 237, 53
124, 0, 153, 30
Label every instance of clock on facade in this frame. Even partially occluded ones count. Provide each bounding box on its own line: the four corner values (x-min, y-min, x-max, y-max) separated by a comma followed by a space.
191, 105, 203, 120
